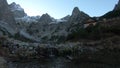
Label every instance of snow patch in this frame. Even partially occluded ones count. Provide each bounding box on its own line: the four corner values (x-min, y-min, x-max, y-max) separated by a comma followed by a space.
15, 16, 40, 23
49, 19, 67, 24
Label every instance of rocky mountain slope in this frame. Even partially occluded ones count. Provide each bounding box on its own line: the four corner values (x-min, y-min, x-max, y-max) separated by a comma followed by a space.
0, 0, 18, 36
6, 1, 90, 43
25, 7, 90, 43
67, 7, 90, 32
9, 2, 27, 18
101, 0, 120, 19
0, 0, 119, 43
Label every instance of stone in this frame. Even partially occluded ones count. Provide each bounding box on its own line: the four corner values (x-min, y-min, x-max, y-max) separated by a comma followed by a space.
0, 57, 8, 68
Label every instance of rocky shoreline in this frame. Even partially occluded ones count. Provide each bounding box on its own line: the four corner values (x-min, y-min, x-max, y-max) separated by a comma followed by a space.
0, 36, 120, 65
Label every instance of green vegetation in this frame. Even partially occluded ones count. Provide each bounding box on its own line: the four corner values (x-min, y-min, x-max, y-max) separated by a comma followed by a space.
66, 23, 102, 41
67, 20, 120, 41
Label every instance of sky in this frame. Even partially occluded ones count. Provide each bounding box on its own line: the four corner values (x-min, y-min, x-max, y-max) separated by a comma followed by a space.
7, 0, 118, 19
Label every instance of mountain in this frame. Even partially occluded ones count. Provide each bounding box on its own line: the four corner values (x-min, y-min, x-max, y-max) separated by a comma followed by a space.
61, 15, 70, 21
9, 2, 40, 24
100, 1, 120, 19
67, 7, 90, 32
0, 1, 38, 41
114, 0, 120, 10
0, 1, 93, 43
0, 0, 17, 36
101, 10, 120, 19
39, 13, 54, 24
68, 7, 90, 24
24, 7, 91, 43
9, 2, 27, 18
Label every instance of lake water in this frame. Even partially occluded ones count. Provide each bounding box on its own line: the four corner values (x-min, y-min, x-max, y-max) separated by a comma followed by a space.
7, 57, 120, 68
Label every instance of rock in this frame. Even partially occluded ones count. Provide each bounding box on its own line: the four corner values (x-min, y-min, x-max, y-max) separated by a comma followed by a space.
0, 0, 18, 36
39, 13, 53, 24
67, 7, 90, 32
0, 0, 16, 28
0, 57, 8, 68
61, 15, 70, 21
68, 7, 90, 24
9, 2, 27, 18
66, 55, 73, 60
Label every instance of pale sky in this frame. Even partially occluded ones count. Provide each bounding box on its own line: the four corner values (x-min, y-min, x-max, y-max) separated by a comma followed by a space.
7, 0, 118, 19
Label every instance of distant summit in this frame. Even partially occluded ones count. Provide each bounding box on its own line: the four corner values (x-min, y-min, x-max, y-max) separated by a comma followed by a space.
39, 13, 53, 24
72, 7, 80, 16
67, 7, 90, 32
68, 7, 90, 24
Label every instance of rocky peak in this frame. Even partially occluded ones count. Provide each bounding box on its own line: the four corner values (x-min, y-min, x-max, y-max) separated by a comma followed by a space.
9, 2, 27, 18
71, 7, 89, 18
39, 13, 53, 24
114, 0, 120, 10
41, 13, 50, 18
67, 7, 90, 32
68, 7, 90, 24
72, 7, 80, 16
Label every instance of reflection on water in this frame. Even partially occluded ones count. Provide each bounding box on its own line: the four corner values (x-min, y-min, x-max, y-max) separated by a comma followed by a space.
7, 57, 119, 68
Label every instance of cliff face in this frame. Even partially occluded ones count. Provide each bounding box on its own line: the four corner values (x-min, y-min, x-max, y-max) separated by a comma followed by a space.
66, 7, 90, 33
0, 0, 17, 36
0, 0, 16, 26
9, 2, 27, 18
68, 7, 90, 24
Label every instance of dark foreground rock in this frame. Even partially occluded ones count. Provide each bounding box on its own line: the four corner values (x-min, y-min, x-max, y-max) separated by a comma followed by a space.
0, 57, 8, 68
